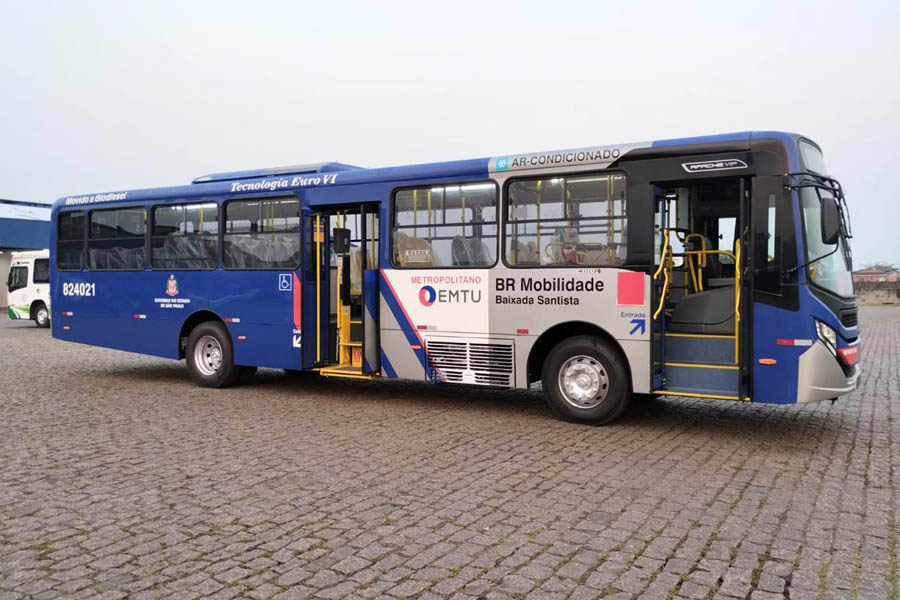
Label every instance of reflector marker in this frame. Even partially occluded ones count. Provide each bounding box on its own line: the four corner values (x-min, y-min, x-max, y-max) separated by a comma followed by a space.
237, 335, 247, 341
837, 346, 859, 365
776, 338, 812, 346
758, 358, 777, 365
133, 314, 147, 320
224, 317, 241, 323
516, 328, 529, 335
61, 311, 74, 317
62, 325, 70, 331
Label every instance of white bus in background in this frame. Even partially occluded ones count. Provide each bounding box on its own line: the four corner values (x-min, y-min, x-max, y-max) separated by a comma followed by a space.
7, 250, 51, 328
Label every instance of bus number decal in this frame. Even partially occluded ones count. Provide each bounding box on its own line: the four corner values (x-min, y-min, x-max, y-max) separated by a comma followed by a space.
63, 282, 96, 297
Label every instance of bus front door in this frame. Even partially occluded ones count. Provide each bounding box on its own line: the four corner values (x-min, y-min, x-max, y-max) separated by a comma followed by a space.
651, 178, 750, 401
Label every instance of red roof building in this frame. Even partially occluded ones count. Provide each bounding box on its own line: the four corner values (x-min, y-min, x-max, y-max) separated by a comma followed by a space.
853, 266, 900, 284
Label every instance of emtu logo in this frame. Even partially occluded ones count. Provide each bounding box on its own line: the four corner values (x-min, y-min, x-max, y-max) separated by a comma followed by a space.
419, 285, 436, 306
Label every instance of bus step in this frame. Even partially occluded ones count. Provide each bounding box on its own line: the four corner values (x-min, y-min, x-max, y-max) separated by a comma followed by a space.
318, 365, 379, 380
664, 333, 734, 366
663, 363, 738, 396
654, 388, 743, 401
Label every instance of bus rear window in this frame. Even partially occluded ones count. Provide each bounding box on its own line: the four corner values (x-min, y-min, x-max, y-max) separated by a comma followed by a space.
57, 211, 85, 271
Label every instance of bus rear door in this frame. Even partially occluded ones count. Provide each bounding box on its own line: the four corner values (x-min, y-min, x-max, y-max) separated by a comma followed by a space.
302, 205, 380, 377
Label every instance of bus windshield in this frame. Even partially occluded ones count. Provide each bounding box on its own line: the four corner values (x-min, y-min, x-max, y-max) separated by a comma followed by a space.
800, 187, 853, 297
8, 266, 28, 292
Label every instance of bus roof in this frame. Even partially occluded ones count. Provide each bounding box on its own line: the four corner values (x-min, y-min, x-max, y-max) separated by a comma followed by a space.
52, 130, 801, 211
191, 162, 363, 184
10, 249, 49, 260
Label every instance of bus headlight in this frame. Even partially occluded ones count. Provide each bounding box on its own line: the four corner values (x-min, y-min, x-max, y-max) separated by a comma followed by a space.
815, 320, 837, 355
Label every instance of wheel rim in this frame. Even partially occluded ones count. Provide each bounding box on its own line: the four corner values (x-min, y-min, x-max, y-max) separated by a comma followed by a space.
36, 308, 48, 324
558, 355, 609, 409
194, 335, 223, 376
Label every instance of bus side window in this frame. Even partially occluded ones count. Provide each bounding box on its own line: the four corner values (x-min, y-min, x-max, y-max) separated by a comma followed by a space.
151, 203, 219, 270
752, 179, 795, 295
505, 173, 627, 267
223, 197, 300, 270
392, 183, 497, 268
33, 259, 50, 284
87, 207, 147, 271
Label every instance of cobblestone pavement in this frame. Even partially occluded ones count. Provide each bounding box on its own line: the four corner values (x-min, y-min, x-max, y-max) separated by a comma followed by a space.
0, 308, 897, 600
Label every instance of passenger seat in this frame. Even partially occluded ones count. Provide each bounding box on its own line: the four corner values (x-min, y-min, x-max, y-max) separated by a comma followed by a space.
668, 286, 735, 334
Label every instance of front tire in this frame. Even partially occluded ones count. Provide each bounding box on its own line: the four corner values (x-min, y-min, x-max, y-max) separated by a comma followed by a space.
34, 303, 50, 328
186, 321, 241, 388
541, 335, 630, 424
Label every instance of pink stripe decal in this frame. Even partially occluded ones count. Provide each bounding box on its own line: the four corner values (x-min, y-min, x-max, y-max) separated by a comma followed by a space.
380, 269, 444, 382
292, 272, 302, 331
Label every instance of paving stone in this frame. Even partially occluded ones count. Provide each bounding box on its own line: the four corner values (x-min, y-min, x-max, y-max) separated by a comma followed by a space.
0, 308, 896, 599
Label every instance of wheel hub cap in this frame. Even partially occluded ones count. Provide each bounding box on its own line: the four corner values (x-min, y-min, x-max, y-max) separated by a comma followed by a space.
558, 355, 608, 409
194, 335, 223, 376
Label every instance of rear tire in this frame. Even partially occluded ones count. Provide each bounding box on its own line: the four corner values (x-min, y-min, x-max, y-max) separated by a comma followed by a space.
34, 303, 50, 328
541, 335, 630, 424
186, 321, 241, 388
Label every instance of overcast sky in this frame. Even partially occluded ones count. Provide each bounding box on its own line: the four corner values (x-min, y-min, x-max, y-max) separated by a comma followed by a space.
1, 1, 897, 266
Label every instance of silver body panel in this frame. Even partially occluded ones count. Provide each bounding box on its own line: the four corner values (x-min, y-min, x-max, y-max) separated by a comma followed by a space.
796, 340, 859, 403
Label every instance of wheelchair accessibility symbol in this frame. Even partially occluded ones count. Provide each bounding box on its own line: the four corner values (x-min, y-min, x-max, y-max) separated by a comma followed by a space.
278, 273, 292, 292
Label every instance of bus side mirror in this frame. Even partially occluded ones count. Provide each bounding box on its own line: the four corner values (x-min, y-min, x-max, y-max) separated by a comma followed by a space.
821, 197, 841, 245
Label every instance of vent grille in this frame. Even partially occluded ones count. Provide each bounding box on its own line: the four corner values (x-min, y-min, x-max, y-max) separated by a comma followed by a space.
840, 308, 858, 328
426, 339, 514, 387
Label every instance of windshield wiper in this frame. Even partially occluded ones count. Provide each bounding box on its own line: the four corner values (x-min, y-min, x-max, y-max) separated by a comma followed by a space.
784, 245, 839, 277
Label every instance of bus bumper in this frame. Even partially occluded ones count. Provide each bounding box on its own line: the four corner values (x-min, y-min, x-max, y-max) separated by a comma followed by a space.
796, 340, 860, 403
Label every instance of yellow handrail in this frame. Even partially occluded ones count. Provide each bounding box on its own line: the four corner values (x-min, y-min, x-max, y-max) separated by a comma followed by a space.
655, 230, 743, 365
684, 234, 708, 266
653, 228, 670, 279
653, 259, 670, 320
653, 228, 671, 320
316, 214, 321, 363
683, 233, 707, 293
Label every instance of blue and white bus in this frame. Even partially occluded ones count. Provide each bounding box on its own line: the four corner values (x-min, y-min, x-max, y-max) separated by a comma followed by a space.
50, 131, 860, 424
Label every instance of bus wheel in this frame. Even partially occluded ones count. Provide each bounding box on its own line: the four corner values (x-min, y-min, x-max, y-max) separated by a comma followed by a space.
541, 335, 630, 424
186, 322, 241, 388
33, 303, 50, 328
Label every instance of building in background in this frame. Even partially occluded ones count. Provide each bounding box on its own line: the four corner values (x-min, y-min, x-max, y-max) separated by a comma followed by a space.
1, 199, 51, 308
853, 264, 900, 305
852, 265, 900, 284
